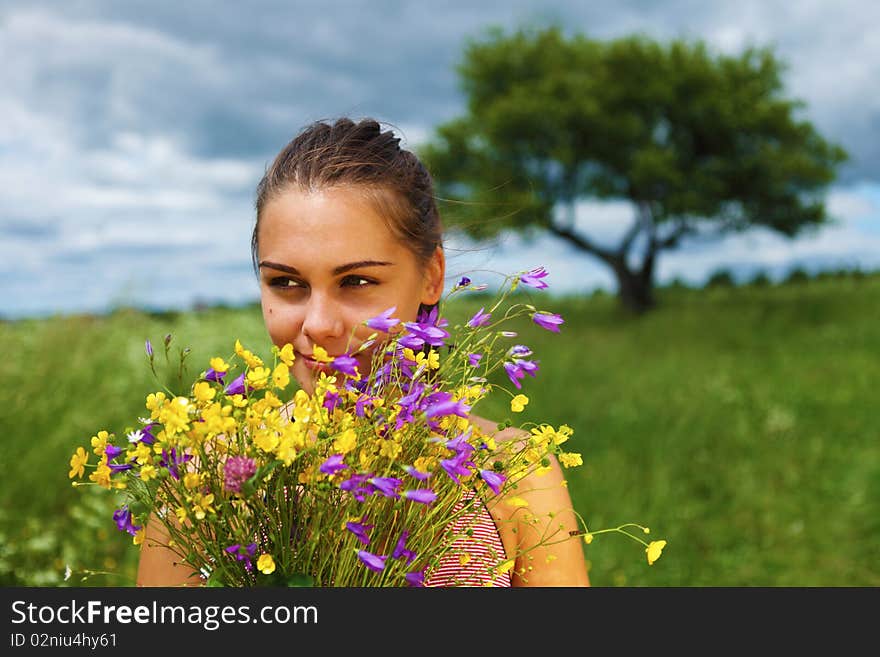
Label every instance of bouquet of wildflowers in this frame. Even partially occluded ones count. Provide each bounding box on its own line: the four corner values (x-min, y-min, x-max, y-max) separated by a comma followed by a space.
68, 267, 666, 586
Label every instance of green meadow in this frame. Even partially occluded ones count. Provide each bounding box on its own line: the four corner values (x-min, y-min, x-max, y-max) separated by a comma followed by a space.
2, 272, 877, 586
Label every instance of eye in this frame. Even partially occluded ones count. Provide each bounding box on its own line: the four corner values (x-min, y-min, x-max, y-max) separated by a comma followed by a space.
342, 275, 375, 288
268, 277, 304, 289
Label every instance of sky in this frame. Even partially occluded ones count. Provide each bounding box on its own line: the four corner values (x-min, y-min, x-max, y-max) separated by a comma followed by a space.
2, 0, 879, 318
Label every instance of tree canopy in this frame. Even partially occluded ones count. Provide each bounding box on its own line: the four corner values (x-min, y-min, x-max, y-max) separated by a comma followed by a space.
420, 26, 848, 313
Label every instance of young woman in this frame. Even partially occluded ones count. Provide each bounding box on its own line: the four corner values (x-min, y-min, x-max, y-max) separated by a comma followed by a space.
136, 117, 589, 587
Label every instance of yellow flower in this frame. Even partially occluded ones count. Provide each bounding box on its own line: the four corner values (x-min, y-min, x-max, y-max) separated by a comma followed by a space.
257, 554, 276, 575
246, 367, 271, 390
378, 438, 402, 460
510, 394, 529, 413
440, 414, 469, 432
583, 533, 594, 545
175, 507, 188, 523
229, 394, 248, 408
505, 496, 529, 508
315, 371, 338, 395
145, 391, 167, 417
254, 428, 281, 453
139, 464, 158, 481
282, 421, 307, 450
413, 456, 435, 474
200, 402, 236, 435
193, 381, 216, 403
279, 343, 296, 367
292, 389, 311, 422
209, 357, 230, 374
524, 447, 542, 464
311, 345, 333, 363
459, 384, 486, 403
88, 456, 112, 489
68, 447, 88, 479
275, 433, 298, 467
160, 396, 192, 435
497, 559, 515, 575
358, 449, 375, 470
406, 349, 440, 370
235, 339, 264, 368
183, 472, 202, 490
554, 424, 574, 445
333, 428, 358, 454
272, 363, 290, 390
188, 493, 215, 520
133, 528, 146, 546
646, 540, 667, 565
558, 452, 583, 468
459, 553, 471, 566
529, 424, 556, 447
130, 442, 153, 466
90, 430, 110, 456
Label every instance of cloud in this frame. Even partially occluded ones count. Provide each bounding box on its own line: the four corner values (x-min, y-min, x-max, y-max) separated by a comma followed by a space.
4, 2, 877, 169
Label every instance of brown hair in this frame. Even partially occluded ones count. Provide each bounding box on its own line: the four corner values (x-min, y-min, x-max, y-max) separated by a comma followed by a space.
252, 117, 444, 315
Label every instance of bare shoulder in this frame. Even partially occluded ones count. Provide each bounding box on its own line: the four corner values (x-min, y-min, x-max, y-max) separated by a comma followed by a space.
469, 413, 528, 446
469, 414, 539, 487
469, 413, 590, 586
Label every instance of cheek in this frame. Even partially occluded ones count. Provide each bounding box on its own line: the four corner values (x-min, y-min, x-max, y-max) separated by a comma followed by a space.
261, 299, 303, 345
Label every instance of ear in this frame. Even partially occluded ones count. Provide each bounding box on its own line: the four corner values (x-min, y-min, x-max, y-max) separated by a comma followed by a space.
421, 246, 446, 306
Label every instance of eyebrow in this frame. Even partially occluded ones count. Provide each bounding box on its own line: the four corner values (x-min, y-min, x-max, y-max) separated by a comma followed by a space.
258, 260, 394, 276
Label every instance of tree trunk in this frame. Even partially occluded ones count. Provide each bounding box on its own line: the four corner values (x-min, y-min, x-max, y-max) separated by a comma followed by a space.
548, 200, 662, 315
612, 260, 656, 315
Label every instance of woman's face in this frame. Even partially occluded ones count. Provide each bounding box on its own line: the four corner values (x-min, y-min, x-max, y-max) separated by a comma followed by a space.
257, 185, 445, 396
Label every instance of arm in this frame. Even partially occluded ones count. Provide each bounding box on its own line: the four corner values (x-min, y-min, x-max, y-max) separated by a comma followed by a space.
135, 511, 203, 587
507, 453, 590, 587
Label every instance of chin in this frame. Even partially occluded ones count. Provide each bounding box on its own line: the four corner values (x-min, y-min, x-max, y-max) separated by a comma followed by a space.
291, 366, 315, 396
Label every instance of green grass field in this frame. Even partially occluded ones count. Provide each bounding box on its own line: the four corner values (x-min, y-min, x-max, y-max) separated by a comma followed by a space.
2, 273, 877, 586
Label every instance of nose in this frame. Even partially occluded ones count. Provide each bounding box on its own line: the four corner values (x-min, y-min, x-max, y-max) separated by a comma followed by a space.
301, 292, 345, 344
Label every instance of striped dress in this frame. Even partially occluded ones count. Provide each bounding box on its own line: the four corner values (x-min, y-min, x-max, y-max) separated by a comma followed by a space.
424, 491, 512, 587
249, 487, 512, 587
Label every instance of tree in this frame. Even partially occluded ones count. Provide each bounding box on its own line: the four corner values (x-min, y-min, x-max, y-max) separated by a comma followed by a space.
419, 26, 848, 314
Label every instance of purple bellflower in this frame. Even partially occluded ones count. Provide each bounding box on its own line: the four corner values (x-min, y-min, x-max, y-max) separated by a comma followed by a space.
403, 489, 437, 505
480, 470, 506, 495
467, 307, 492, 328
331, 354, 359, 377
224, 373, 246, 396
357, 550, 387, 573
520, 266, 549, 289
319, 454, 349, 476
346, 518, 374, 546
392, 530, 417, 564
532, 311, 564, 333
366, 306, 400, 332
113, 505, 141, 537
